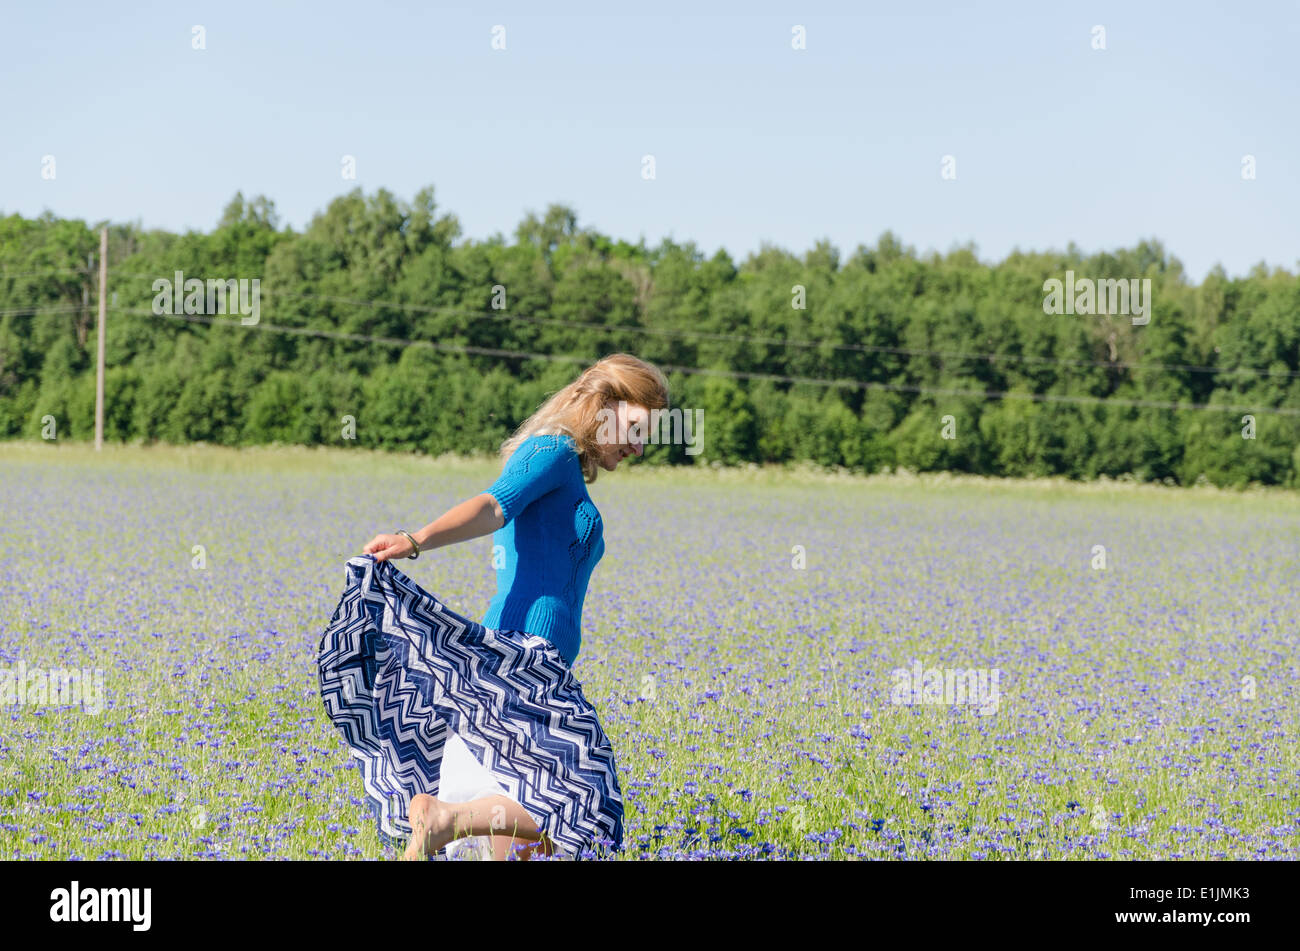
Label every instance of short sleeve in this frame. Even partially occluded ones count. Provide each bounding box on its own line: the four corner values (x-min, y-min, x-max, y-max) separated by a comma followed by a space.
483, 434, 578, 526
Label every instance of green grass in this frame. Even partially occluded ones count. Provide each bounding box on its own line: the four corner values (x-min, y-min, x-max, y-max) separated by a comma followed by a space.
2, 441, 1297, 860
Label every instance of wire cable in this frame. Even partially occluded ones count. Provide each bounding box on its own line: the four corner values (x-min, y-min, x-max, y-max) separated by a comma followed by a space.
89, 274, 1300, 380
107, 305, 1300, 417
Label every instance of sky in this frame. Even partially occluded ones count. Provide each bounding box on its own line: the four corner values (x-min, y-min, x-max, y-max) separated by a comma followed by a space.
2, 0, 1297, 282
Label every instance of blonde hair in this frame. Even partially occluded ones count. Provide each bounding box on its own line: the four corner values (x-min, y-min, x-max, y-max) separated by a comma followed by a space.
499, 353, 670, 483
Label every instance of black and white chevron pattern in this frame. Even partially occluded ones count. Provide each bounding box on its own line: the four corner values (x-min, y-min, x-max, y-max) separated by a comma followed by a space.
317, 554, 624, 859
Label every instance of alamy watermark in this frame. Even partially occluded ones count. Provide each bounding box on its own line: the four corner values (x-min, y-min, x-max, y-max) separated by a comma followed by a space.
595, 401, 704, 455
49, 881, 151, 931
1042, 270, 1150, 326
152, 270, 260, 325
890, 660, 1001, 715
2, 661, 105, 715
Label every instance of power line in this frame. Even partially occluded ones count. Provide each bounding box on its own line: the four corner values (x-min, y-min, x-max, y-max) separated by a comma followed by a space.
107, 305, 1300, 417
0, 304, 85, 318
12, 265, 1300, 384
0, 269, 91, 279
108, 306, 596, 367
90, 274, 1300, 381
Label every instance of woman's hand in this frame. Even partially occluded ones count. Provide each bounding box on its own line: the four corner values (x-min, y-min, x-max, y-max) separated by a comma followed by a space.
362, 533, 415, 562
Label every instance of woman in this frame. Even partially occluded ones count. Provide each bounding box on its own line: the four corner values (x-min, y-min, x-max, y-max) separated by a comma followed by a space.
317, 353, 669, 861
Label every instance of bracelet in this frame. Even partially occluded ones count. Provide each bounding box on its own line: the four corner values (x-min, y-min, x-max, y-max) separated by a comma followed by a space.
395, 530, 420, 559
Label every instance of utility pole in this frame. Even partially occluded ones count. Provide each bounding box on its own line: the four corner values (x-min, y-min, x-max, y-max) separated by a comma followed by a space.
81, 256, 90, 349
94, 227, 107, 451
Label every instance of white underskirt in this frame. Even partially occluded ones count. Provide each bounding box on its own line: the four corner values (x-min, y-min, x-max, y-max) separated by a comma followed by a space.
438, 729, 520, 860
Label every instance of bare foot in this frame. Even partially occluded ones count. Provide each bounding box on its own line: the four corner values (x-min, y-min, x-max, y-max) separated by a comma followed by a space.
402, 793, 454, 860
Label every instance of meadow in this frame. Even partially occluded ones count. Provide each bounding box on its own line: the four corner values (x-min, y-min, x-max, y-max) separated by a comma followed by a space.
2, 441, 1297, 860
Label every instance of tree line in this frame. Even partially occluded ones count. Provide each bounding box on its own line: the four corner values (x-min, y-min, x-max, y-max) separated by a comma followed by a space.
2, 187, 1298, 487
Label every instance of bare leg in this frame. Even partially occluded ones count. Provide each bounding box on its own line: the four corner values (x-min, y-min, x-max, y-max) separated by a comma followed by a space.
403, 793, 558, 861
491, 835, 551, 861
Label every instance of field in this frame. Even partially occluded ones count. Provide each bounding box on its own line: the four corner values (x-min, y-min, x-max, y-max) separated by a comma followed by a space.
2, 441, 1298, 860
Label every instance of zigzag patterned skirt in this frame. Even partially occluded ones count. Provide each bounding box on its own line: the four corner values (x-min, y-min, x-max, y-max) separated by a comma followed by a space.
317, 554, 624, 859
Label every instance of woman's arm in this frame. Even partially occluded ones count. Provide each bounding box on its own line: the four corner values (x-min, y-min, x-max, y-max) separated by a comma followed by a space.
362, 493, 505, 561
413, 493, 504, 552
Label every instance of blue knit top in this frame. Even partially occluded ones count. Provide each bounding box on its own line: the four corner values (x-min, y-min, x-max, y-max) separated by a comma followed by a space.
480, 433, 604, 666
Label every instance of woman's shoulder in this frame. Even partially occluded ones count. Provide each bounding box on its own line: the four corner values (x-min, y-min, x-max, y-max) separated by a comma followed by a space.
518, 430, 578, 456
502, 432, 580, 480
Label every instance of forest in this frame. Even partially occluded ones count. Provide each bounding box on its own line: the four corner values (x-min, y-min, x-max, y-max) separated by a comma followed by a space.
2, 187, 1298, 486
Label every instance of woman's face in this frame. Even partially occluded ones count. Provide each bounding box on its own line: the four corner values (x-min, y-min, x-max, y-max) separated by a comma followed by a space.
597, 399, 651, 471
